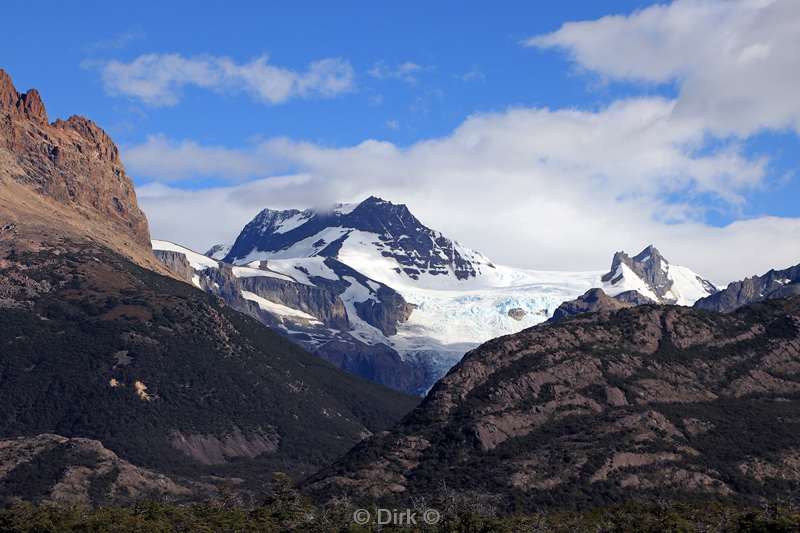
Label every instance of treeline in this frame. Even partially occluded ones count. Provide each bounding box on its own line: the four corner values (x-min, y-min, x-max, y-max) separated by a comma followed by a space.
1, 497, 798, 532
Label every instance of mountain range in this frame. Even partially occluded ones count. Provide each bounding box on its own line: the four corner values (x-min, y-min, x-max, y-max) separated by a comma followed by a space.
154, 199, 719, 394
3, 66, 800, 516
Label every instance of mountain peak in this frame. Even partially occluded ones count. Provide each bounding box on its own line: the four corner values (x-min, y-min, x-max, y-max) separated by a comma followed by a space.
0, 69, 48, 124
632, 244, 664, 264
602, 245, 715, 305
225, 195, 490, 281
0, 67, 152, 260
0, 68, 19, 110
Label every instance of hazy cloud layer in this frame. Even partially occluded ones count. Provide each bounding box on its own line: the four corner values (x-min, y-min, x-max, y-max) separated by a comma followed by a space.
99, 53, 355, 106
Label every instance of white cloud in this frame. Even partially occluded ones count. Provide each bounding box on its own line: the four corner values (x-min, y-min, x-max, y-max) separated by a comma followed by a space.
99, 53, 355, 106
123, 134, 279, 182
368, 61, 427, 83
84, 29, 144, 52
526, 0, 800, 136
385, 120, 400, 130
128, 97, 798, 283
460, 68, 485, 82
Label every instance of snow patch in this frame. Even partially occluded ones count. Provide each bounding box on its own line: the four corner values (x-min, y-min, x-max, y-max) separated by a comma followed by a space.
241, 290, 321, 323
152, 240, 219, 270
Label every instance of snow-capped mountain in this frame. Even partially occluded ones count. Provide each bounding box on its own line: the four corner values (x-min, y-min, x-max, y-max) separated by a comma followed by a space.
221, 197, 606, 374
602, 245, 717, 305
156, 197, 717, 394
225, 196, 496, 286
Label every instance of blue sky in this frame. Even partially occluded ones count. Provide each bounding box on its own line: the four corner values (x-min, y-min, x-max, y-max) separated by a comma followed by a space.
2, 0, 799, 281
4, 1, 659, 148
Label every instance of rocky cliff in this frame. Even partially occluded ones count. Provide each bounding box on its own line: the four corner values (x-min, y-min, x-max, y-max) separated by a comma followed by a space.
0, 68, 418, 504
0, 68, 154, 268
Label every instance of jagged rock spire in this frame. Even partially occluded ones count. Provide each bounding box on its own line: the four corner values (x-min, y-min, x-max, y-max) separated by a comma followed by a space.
0, 68, 48, 124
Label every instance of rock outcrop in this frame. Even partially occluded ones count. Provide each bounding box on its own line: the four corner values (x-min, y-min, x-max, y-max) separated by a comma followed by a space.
549, 288, 647, 323
152, 241, 430, 394
0, 434, 201, 506
0, 68, 153, 267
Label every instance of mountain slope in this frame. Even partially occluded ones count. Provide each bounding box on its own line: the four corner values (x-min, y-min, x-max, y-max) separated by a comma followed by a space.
306, 296, 800, 510
152, 239, 434, 394
0, 68, 418, 503
695, 263, 800, 313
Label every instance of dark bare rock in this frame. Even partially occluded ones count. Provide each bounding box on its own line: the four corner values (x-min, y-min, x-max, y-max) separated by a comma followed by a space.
508, 308, 527, 321
154, 246, 428, 394
614, 289, 657, 306
152, 250, 195, 282
695, 263, 800, 313
550, 288, 635, 323
306, 296, 800, 510
549, 288, 655, 323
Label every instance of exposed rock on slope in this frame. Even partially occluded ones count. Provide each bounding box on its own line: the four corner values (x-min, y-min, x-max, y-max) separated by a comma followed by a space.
549, 288, 652, 323
152, 240, 432, 395
695, 263, 800, 313
0, 69, 152, 265
307, 296, 800, 510
0, 434, 202, 506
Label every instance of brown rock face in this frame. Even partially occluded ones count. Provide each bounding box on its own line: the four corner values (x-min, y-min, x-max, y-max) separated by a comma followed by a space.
306, 296, 800, 510
0, 68, 152, 258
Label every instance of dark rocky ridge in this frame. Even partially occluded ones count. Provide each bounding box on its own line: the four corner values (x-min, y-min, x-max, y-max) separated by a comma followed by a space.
549, 288, 653, 323
306, 296, 800, 511
695, 263, 800, 313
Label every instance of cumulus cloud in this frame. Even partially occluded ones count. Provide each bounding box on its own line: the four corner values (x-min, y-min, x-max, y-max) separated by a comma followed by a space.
128, 96, 798, 283
526, 0, 800, 136
99, 53, 355, 106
